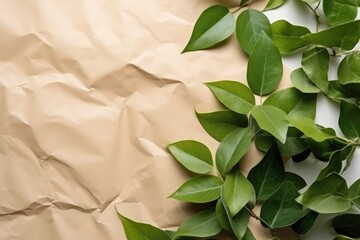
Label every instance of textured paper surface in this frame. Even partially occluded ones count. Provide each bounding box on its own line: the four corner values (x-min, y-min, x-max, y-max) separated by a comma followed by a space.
0, 1, 297, 239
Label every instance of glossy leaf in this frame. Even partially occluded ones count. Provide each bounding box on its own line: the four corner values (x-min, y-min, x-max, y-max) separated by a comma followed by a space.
339, 101, 360, 139
170, 175, 223, 203
176, 208, 222, 238
338, 52, 360, 85
292, 211, 319, 234
297, 173, 351, 214
332, 214, 360, 238
196, 110, 248, 141
216, 127, 252, 177
119, 214, 171, 240
215, 199, 231, 231
264, 0, 287, 11
236, 9, 272, 55
302, 20, 360, 50
247, 31, 283, 96
323, 0, 358, 26
271, 20, 310, 54
336, 0, 360, 6
206, 81, 255, 114
183, 5, 235, 52
291, 68, 320, 93
261, 181, 303, 228
285, 172, 307, 190
349, 179, 360, 208
248, 145, 285, 201
251, 105, 288, 143
167, 140, 213, 174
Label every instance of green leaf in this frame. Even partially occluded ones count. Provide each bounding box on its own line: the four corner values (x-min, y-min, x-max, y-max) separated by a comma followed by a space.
236, 9, 272, 55
271, 20, 311, 54
277, 128, 309, 156
206, 81, 255, 114
170, 175, 223, 203
349, 179, 360, 208
176, 208, 222, 238
336, 0, 360, 6
215, 199, 231, 231
196, 110, 248, 141
223, 170, 254, 217
286, 114, 335, 142
167, 140, 213, 174
251, 105, 288, 143
260, 181, 303, 228
290, 68, 320, 93
248, 145, 285, 201
326, 80, 355, 103
338, 52, 360, 85
292, 210, 319, 234
119, 214, 171, 240
296, 173, 351, 214
216, 127, 252, 177
339, 101, 360, 139
183, 5, 235, 52
302, 20, 360, 50
247, 31, 283, 96
323, 0, 358, 26
332, 214, 360, 238
285, 172, 307, 190
243, 228, 256, 240
317, 151, 343, 180
263, 0, 287, 11
301, 47, 330, 91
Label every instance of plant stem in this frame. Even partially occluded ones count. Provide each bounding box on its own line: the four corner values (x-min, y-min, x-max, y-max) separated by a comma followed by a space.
304, 2, 320, 32
245, 206, 261, 221
334, 48, 360, 57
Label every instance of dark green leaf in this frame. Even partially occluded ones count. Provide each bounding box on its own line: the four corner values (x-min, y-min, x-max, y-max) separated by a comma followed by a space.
196, 110, 248, 142
167, 140, 213, 174
247, 31, 283, 96
302, 20, 360, 50
119, 214, 171, 240
285, 172, 307, 190
339, 101, 360, 139
326, 80, 355, 103
206, 81, 255, 114
236, 9, 272, 55
255, 132, 276, 153
183, 5, 235, 52
296, 173, 351, 214
243, 228, 256, 240
290, 68, 320, 93
271, 20, 311, 54
292, 149, 311, 162
170, 175, 223, 203
263, 0, 287, 11
176, 208, 222, 238
215, 199, 231, 231
349, 179, 360, 208
332, 214, 360, 238
261, 181, 303, 228
292, 210, 319, 234
216, 127, 252, 177
338, 52, 360, 85
248, 145, 285, 201
336, 0, 360, 6
323, 0, 357, 26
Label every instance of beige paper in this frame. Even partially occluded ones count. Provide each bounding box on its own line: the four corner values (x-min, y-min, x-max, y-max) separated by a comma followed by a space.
0, 1, 297, 239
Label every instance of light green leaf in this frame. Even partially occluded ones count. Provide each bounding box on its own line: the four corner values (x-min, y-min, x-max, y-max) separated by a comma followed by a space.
196, 110, 248, 141
119, 214, 171, 240
332, 214, 360, 238
176, 208, 222, 238
247, 31, 283, 96
183, 5, 235, 52
302, 20, 360, 50
215, 199, 231, 231
251, 105, 288, 143
339, 101, 360, 139
271, 20, 311, 54
167, 140, 213, 174
297, 173, 351, 214
170, 175, 223, 203
263, 0, 287, 11
291, 68, 320, 93
236, 9, 272, 55
292, 210, 319, 234
349, 179, 360, 208
338, 52, 360, 85
323, 0, 357, 26
216, 127, 252, 177
285, 172, 307, 190
206, 81, 255, 114
247, 145, 285, 201
261, 181, 303, 228
336, 0, 360, 6
223, 170, 254, 217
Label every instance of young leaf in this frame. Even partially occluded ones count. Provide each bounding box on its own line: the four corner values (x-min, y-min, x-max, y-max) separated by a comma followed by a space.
196, 110, 248, 142
247, 145, 285, 201
292, 210, 319, 235
247, 31, 283, 96
349, 179, 360, 208
216, 127, 252, 177
271, 20, 311, 54
206, 81, 255, 114
170, 175, 223, 203
323, 0, 358, 26
290, 68, 320, 93
296, 173, 351, 214
167, 140, 213, 174
260, 181, 303, 228
176, 208, 222, 238
302, 20, 360, 50
285, 172, 307, 190
332, 214, 360, 238
263, 0, 287, 11
223, 170, 254, 217
236, 9, 272, 55
339, 101, 360, 140
338, 52, 360, 85
251, 105, 288, 143
183, 5, 235, 52
119, 214, 171, 240
215, 199, 231, 231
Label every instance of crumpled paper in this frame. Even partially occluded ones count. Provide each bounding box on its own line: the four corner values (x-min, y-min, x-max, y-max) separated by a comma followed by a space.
0, 0, 297, 239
